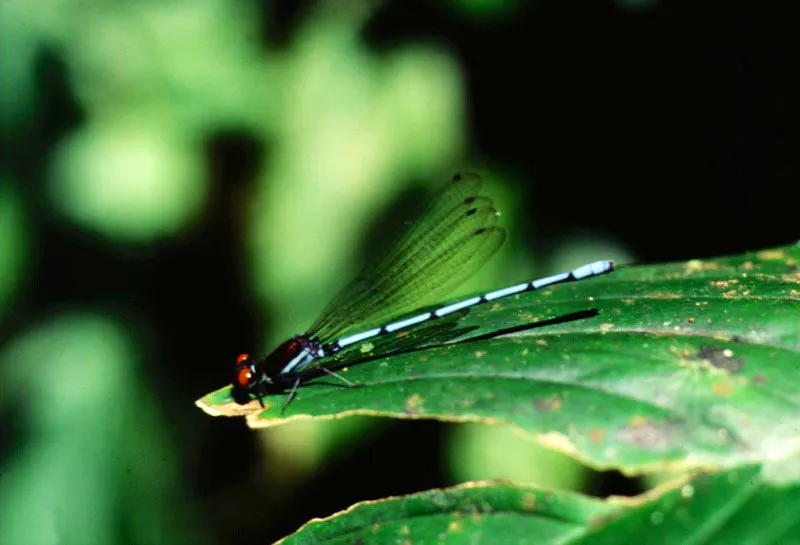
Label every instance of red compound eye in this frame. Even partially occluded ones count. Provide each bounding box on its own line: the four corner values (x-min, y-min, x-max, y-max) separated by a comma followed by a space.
236, 353, 250, 365
237, 366, 253, 387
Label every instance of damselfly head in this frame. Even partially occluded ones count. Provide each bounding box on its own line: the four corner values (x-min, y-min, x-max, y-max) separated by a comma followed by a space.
234, 352, 267, 389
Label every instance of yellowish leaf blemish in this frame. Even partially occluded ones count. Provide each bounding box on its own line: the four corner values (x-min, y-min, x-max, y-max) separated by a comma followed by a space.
459, 398, 475, 409
538, 432, 578, 456
589, 428, 606, 444
757, 249, 785, 260
687, 260, 721, 272
405, 393, 424, 414
712, 380, 735, 397
686, 260, 703, 272
448, 519, 464, 532
520, 312, 536, 322
521, 493, 537, 511
740, 416, 749, 428
652, 292, 681, 299
781, 272, 800, 283
628, 416, 649, 428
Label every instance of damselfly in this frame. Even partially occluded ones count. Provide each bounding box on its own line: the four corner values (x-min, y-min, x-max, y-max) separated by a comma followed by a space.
233, 173, 614, 409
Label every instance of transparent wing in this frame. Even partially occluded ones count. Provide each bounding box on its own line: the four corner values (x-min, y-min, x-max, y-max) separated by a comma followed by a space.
362, 172, 484, 276
309, 173, 506, 342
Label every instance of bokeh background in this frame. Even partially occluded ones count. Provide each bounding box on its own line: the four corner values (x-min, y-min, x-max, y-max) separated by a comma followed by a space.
1, 1, 796, 543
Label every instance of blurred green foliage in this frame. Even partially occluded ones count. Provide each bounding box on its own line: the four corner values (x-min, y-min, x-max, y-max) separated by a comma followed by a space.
446, 423, 588, 491
0, 180, 26, 318
0, 313, 202, 544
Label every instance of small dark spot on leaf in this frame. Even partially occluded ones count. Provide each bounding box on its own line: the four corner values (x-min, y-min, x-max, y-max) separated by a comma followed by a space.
692, 345, 746, 374
534, 395, 561, 411
692, 472, 712, 489
466, 208, 477, 216
752, 373, 767, 386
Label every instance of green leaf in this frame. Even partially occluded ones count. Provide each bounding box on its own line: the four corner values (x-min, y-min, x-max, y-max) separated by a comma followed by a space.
197, 243, 800, 472
278, 465, 800, 545
575, 464, 800, 545
276, 479, 620, 545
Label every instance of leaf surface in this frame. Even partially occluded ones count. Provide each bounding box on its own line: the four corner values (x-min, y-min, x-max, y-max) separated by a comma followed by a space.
278, 466, 800, 545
